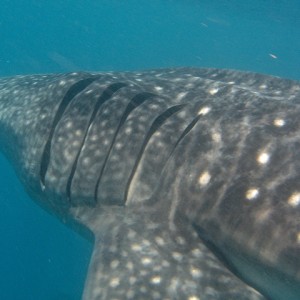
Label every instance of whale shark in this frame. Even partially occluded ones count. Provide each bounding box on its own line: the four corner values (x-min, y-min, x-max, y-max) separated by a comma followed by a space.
0, 67, 299, 299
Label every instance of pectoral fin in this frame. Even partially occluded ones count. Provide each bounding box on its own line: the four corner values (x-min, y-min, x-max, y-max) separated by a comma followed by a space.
81, 211, 264, 300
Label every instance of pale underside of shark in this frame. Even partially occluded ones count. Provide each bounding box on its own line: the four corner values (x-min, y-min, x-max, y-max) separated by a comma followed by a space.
0, 68, 300, 300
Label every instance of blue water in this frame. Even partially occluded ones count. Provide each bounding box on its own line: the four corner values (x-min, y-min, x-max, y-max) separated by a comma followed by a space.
0, 1, 299, 299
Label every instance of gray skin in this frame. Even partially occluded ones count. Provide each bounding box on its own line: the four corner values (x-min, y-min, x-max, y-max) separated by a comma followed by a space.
0, 68, 300, 300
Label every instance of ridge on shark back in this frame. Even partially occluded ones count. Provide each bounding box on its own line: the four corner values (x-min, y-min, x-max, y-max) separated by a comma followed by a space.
0, 67, 299, 300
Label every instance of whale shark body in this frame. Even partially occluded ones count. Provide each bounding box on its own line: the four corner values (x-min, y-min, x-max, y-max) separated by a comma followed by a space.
0, 68, 299, 299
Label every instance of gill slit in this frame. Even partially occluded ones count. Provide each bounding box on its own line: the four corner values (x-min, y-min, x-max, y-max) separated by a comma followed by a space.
39, 76, 100, 189
66, 82, 127, 201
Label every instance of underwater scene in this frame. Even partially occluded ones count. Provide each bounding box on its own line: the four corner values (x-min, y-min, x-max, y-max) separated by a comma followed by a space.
0, 1, 299, 299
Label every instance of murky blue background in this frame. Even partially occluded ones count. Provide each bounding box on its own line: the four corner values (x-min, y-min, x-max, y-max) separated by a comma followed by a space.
0, 1, 299, 299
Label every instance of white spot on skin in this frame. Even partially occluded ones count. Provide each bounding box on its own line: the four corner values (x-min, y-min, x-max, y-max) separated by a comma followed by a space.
288, 192, 300, 207
126, 262, 134, 270
115, 142, 122, 150
125, 127, 132, 135
246, 188, 259, 200
127, 230, 136, 239
189, 297, 200, 300
151, 276, 161, 284
176, 236, 186, 245
212, 132, 221, 143
82, 157, 91, 166
186, 83, 195, 88
155, 236, 165, 246
198, 106, 211, 116
198, 171, 211, 186
90, 134, 98, 141
110, 260, 119, 269
126, 290, 135, 299
162, 260, 170, 267
129, 276, 136, 284
172, 252, 183, 261
150, 104, 159, 110
141, 257, 152, 265
177, 110, 187, 118
75, 129, 82, 136
131, 243, 142, 251
141, 239, 151, 247
256, 208, 272, 223
109, 277, 120, 288
72, 140, 80, 147
190, 267, 202, 278
66, 121, 73, 128
191, 248, 202, 258
209, 88, 219, 95
176, 92, 187, 100
273, 118, 285, 127
297, 232, 300, 244
257, 152, 270, 165
154, 86, 163, 91
129, 276, 136, 285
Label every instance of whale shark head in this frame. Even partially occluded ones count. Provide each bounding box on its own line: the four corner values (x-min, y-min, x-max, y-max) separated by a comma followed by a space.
0, 68, 300, 299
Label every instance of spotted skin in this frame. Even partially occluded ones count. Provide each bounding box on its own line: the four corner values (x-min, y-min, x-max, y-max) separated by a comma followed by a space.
0, 68, 300, 299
